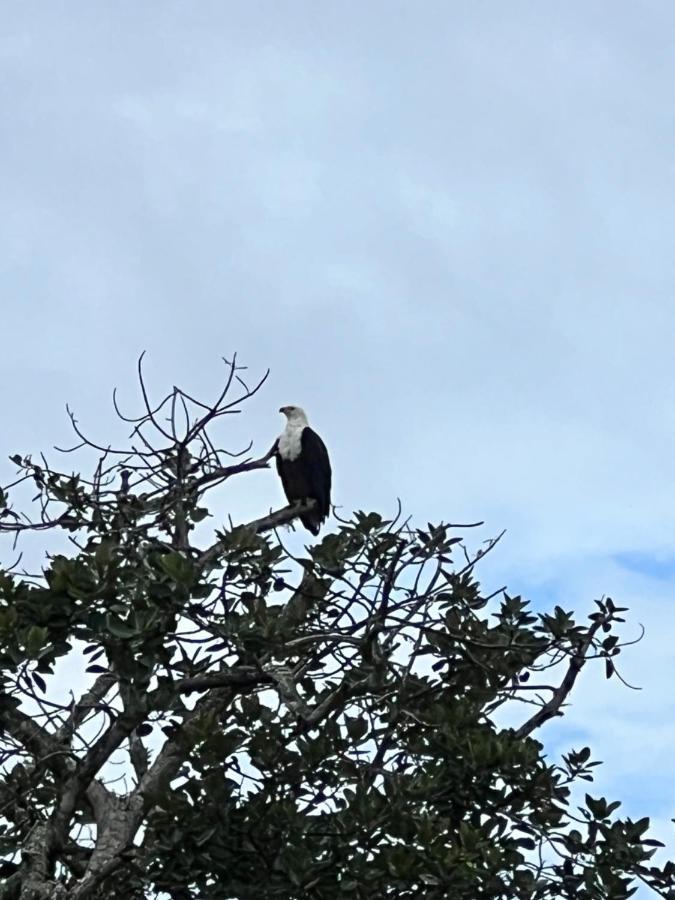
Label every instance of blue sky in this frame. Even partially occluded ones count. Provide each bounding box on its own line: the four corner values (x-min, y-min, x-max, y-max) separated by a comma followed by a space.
2, 0, 675, 884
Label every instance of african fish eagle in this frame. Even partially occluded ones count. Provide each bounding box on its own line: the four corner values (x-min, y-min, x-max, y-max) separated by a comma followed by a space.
274, 405, 332, 535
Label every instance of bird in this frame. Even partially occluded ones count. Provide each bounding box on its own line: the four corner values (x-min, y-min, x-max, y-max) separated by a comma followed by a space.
274, 405, 332, 535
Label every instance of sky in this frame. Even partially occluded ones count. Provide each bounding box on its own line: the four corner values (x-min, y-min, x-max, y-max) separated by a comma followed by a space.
2, 0, 675, 886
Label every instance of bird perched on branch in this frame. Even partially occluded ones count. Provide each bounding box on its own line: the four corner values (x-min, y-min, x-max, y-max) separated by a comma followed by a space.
274, 405, 332, 535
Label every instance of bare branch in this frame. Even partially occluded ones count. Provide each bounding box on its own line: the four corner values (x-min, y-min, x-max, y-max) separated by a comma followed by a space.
55, 675, 116, 744
515, 618, 605, 738
197, 499, 317, 569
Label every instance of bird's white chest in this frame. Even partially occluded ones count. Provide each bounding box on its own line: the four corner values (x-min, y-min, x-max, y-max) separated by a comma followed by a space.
278, 423, 304, 461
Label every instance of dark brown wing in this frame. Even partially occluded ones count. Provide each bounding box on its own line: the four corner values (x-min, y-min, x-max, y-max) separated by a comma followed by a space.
301, 427, 332, 520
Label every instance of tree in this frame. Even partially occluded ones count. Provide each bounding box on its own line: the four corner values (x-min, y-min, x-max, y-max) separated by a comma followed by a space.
0, 356, 672, 900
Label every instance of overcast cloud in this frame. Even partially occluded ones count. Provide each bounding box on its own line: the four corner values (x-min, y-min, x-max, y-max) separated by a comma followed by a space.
2, 1, 675, 886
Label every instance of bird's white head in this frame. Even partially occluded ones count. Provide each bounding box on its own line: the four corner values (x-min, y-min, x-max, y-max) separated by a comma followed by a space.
279, 405, 309, 427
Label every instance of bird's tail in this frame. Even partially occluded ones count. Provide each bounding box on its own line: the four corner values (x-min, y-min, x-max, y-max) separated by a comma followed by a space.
301, 513, 321, 536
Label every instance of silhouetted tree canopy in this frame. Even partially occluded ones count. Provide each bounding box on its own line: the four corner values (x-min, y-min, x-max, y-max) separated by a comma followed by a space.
0, 357, 672, 899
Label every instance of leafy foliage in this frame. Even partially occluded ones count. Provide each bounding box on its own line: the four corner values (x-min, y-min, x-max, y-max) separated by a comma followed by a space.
0, 358, 672, 899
